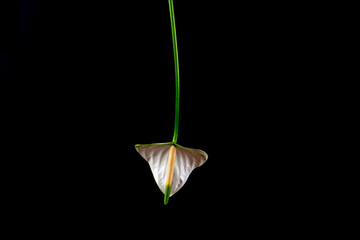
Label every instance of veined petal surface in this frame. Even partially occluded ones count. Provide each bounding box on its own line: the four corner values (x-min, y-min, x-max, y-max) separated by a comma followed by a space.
135, 143, 208, 197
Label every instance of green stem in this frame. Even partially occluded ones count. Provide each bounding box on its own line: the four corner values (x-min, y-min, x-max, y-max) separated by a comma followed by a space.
169, 0, 180, 144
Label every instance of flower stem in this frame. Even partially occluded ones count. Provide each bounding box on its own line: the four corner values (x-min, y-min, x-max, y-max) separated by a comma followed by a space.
169, 0, 180, 144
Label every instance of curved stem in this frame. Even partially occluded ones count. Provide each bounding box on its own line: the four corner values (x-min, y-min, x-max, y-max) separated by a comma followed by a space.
169, 0, 180, 144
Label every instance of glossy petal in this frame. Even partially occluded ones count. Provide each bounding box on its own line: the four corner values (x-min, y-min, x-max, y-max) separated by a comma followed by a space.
135, 143, 208, 197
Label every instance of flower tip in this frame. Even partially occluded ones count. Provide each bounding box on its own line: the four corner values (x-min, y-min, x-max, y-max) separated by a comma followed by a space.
164, 185, 171, 205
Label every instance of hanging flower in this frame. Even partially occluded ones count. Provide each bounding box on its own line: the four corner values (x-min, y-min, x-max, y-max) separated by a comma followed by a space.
135, 143, 208, 204
136, 0, 208, 205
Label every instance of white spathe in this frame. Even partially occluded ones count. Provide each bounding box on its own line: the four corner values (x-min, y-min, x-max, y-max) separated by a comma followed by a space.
135, 143, 208, 197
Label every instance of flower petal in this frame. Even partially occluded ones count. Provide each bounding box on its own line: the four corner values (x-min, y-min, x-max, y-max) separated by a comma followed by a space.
170, 144, 208, 196
135, 143, 172, 194
135, 143, 208, 197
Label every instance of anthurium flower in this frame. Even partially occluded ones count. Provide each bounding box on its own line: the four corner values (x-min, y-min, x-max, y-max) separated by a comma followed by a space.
135, 143, 208, 204
135, 0, 208, 205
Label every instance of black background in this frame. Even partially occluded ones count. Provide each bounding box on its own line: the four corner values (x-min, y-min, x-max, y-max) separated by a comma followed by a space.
1, 0, 315, 234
